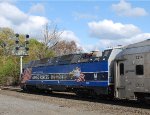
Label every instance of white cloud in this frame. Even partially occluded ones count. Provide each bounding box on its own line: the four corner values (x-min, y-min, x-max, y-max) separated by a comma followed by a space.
88, 19, 141, 40
60, 30, 81, 48
88, 19, 150, 50
0, 2, 49, 37
0, 0, 16, 4
112, 0, 148, 17
0, 16, 13, 27
15, 16, 48, 36
0, 2, 28, 25
97, 33, 150, 49
56, 19, 150, 52
29, 3, 45, 14
73, 12, 98, 20
60, 30, 104, 52
60, 30, 80, 43
83, 33, 150, 52
0, 2, 84, 51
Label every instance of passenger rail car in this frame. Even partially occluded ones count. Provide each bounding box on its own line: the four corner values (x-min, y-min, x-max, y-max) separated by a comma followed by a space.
21, 40, 150, 102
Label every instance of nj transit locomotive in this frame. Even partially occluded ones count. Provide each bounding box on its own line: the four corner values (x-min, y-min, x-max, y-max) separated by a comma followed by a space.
21, 40, 150, 101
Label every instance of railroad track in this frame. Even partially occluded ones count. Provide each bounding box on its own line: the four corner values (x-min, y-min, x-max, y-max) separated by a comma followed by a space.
1, 86, 150, 111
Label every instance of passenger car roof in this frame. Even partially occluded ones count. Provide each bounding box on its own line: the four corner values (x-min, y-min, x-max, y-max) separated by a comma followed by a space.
116, 39, 150, 59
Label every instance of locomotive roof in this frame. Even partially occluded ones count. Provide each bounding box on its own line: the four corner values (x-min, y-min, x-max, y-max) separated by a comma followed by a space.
23, 49, 113, 68
116, 39, 150, 59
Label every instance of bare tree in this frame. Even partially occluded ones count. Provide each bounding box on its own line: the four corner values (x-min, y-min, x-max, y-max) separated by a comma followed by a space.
36, 23, 82, 58
53, 40, 82, 56
43, 23, 63, 49
35, 23, 63, 59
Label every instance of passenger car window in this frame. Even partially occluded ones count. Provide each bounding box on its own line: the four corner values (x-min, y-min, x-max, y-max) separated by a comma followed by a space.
136, 65, 144, 75
120, 63, 124, 75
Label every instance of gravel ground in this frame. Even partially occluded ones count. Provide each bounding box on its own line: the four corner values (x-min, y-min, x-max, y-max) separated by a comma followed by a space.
0, 89, 150, 115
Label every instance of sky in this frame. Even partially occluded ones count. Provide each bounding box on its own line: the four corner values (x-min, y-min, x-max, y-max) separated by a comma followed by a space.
0, 0, 150, 52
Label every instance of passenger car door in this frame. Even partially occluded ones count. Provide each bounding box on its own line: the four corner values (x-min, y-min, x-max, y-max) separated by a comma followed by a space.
115, 61, 126, 99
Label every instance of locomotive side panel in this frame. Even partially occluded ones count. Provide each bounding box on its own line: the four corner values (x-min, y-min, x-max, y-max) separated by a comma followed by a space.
25, 61, 110, 96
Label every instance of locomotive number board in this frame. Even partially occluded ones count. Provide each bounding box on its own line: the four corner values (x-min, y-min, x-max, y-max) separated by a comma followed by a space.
31, 74, 51, 80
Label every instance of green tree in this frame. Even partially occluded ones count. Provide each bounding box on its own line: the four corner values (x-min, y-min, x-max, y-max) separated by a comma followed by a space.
0, 28, 20, 85
0, 55, 19, 85
23, 39, 55, 63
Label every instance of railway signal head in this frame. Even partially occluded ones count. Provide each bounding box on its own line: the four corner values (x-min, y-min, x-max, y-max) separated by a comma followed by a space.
14, 33, 30, 56
15, 33, 19, 44
25, 34, 29, 45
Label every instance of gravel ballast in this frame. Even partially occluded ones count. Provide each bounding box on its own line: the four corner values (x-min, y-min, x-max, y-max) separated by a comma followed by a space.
0, 89, 150, 115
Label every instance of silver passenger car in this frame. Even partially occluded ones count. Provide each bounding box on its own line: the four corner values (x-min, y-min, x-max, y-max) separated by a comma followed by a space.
114, 39, 150, 101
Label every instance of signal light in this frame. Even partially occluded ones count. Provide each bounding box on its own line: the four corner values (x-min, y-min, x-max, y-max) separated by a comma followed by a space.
15, 46, 19, 50
25, 47, 29, 51
15, 33, 19, 37
26, 34, 29, 38
15, 40, 19, 44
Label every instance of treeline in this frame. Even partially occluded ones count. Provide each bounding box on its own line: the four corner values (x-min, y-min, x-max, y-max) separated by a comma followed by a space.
0, 25, 82, 85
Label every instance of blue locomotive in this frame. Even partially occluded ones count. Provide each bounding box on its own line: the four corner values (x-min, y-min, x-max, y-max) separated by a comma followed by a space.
21, 47, 122, 97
